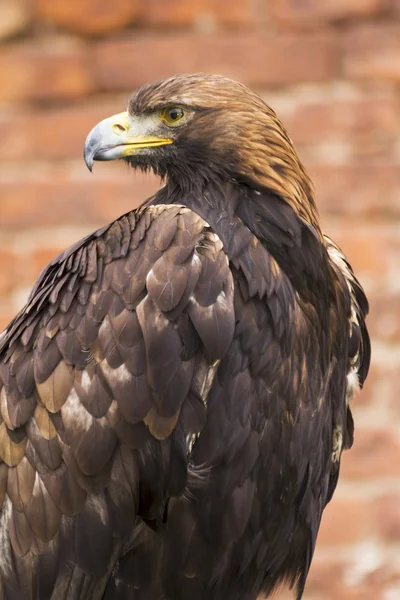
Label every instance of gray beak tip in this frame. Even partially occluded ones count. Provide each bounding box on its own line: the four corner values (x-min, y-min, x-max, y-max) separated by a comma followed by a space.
84, 154, 94, 173
83, 112, 138, 171
87, 159, 94, 173
83, 123, 101, 173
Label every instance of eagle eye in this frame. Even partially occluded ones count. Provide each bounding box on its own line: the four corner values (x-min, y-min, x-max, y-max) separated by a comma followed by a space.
161, 106, 186, 126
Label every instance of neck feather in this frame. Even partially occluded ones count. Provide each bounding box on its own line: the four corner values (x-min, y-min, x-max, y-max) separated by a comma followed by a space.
153, 178, 332, 306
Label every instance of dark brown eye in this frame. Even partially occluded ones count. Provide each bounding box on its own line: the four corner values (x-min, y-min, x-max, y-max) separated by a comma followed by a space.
162, 107, 186, 126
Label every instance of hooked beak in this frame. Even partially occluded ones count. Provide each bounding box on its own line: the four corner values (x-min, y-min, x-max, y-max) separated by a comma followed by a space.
83, 111, 173, 171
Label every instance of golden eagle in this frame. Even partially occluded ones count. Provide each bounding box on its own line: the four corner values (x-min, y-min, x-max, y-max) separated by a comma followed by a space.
0, 74, 370, 600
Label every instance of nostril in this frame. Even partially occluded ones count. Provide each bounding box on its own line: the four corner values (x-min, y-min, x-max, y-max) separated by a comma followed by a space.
113, 123, 127, 134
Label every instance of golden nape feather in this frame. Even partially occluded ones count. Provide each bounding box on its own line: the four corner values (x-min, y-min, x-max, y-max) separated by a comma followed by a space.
0, 74, 370, 600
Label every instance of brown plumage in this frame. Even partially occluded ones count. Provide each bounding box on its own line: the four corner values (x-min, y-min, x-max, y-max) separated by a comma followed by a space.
0, 74, 370, 600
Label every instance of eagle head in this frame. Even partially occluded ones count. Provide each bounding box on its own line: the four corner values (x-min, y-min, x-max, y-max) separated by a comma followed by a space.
84, 74, 314, 207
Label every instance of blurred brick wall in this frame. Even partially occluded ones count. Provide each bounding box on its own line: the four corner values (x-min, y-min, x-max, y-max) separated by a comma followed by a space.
0, 1, 399, 599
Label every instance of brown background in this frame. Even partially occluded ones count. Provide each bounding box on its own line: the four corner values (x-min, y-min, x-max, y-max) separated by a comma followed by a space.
0, 1, 399, 599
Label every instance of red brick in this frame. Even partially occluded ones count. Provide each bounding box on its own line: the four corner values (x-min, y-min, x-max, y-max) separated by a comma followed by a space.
277, 552, 400, 600
93, 32, 338, 91
318, 223, 391, 279
304, 557, 395, 600
386, 368, 400, 421
254, 557, 397, 600
0, 41, 93, 103
344, 24, 400, 83
0, 312, 15, 333
35, 0, 141, 36
269, 0, 383, 26
367, 291, 400, 342
0, 249, 18, 296
354, 363, 384, 408
341, 426, 400, 479
302, 558, 346, 600
318, 496, 375, 545
310, 164, 400, 219
0, 171, 160, 229
375, 493, 400, 542
31, 247, 74, 275
287, 91, 399, 147
5, 245, 74, 291
0, 0, 31, 41
143, 0, 255, 27
0, 101, 123, 161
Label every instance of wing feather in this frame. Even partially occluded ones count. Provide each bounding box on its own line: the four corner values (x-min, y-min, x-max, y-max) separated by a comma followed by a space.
0, 204, 234, 597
